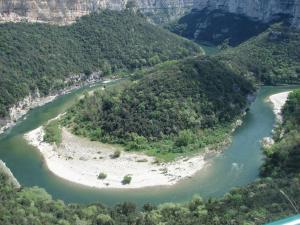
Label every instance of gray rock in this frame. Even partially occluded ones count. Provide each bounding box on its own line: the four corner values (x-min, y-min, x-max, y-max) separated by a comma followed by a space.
0, 160, 21, 188
0, 0, 299, 27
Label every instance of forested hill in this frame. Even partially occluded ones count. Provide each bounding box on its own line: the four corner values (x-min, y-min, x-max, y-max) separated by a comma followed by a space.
63, 57, 254, 159
217, 25, 300, 85
0, 10, 202, 118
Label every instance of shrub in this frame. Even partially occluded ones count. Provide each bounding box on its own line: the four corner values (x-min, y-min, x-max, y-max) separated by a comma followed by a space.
122, 175, 132, 185
98, 173, 107, 180
175, 130, 194, 147
43, 120, 62, 145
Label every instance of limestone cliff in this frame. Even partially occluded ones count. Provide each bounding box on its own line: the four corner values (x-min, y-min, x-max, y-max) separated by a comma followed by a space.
0, 0, 299, 26
0, 0, 194, 24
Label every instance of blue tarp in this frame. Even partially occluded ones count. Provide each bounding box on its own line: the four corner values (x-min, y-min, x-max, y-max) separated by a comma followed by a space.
265, 215, 300, 225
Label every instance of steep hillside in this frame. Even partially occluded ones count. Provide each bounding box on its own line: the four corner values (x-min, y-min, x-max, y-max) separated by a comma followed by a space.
169, 0, 300, 46
217, 25, 300, 84
194, 0, 300, 29
169, 9, 271, 46
63, 57, 254, 160
0, 10, 202, 119
261, 89, 300, 177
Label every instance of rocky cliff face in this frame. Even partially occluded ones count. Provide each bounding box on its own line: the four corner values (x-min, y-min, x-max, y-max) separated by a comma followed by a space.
0, 160, 20, 189
0, 0, 299, 26
0, 0, 194, 24
195, 0, 300, 28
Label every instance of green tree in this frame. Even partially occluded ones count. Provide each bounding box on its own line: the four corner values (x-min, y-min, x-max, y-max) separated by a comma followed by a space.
94, 214, 114, 225
175, 130, 194, 147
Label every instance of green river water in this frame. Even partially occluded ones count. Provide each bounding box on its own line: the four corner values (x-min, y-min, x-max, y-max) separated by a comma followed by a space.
0, 82, 297, 207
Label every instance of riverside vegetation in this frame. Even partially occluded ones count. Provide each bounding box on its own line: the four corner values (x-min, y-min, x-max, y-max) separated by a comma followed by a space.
0, 10, 201, 119
261, 89, 300, 177
61, 57, 254, 160
0, 89, 299, 225
43, 120, 62, 145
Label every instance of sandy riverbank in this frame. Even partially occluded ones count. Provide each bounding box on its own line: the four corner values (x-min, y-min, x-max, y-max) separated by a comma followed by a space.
269, 91, 291, 122
261, 91, 291, 148
24, 127, 206, 189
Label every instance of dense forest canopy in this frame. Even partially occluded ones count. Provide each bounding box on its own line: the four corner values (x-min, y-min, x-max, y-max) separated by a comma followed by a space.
217, 25, 300, 85
62, 57, 254, 159
169, 16, 300, 85
1, 90, 300, 224
168, 21, 300, 86
0, 10, 202, 118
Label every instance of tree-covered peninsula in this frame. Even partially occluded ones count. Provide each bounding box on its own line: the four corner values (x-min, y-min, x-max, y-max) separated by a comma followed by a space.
62, 57, 255, 160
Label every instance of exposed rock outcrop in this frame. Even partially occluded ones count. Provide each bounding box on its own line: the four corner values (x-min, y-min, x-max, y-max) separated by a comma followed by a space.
261, 137, 275, 149
0, 160, 20, 188
0, 0, 193, 24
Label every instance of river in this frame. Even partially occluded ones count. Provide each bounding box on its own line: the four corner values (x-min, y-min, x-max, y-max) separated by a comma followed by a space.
0, 82, 297, 206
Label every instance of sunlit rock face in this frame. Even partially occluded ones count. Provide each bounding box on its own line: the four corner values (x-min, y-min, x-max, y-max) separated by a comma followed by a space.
0, 0, 194, 24
0, 0, 124, 24
0, 0, 299, 26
